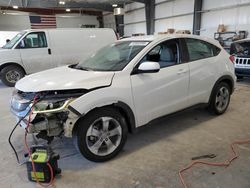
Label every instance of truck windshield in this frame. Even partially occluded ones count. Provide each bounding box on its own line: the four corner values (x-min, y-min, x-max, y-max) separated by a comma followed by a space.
76, 41, 149, 71
230, 41, 250, 57
2, 31, 26, 49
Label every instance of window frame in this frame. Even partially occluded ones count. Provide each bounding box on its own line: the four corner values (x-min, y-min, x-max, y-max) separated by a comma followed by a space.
17, 32, 48, 49
183, 38, 221, 62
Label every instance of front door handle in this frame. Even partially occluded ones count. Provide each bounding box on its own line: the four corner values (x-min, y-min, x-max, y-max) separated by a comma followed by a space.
48, 48, 51, 55
177, 69, 188, 75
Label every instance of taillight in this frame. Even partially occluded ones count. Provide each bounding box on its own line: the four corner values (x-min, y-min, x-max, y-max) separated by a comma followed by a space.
229, 55, 235, 63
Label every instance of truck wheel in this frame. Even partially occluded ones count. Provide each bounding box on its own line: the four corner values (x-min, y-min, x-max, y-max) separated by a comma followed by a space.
208, 82, 231, 115
1, 65, 25, 87
73, 107, 128, 162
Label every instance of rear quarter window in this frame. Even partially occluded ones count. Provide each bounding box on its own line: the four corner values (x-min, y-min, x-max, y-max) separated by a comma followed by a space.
185, 38, 221, 61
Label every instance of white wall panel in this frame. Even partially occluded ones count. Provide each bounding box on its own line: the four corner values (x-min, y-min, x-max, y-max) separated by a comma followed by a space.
155, 0, 194, 18
56, 14, 99, 28
155, 0, 194, 33
103, 13, 116, 30
201, 2, 250, 38
172, 0, 194, 15
155, 15, 193, 33
124, 22, 146, 36
203, 0, 250, 10
0, 11, 30, 31
155, 1, 174, 19
124, 2, 146, 36
124, 8, 145, 24
155, 0, 169, 3
125, 2, 144, 11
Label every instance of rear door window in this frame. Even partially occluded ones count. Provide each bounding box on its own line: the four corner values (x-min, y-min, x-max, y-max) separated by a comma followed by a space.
185, 38, 220, 61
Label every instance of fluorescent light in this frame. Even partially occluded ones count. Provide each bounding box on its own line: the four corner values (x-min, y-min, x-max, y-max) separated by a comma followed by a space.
59, 1, 65, 5
112, 4, 118, 7
66, 8, 71, 12
13, 5, 18, 9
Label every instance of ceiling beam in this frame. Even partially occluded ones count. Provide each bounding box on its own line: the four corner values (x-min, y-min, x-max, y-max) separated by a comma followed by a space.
0, 0, 114, 12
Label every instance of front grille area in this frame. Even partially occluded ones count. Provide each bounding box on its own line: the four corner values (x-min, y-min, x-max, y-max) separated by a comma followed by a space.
235, 57, 250, 65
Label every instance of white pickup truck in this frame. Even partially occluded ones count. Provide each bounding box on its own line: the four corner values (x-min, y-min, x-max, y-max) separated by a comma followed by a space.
0, 28, 117, 86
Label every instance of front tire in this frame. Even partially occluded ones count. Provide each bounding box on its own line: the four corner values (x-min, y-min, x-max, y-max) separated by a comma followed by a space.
1, 65, 25, 87
208, 82, 231, 115
74, 107, 128, 162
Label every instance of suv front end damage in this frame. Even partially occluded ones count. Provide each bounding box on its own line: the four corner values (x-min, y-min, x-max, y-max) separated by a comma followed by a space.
10, 89, 83, 142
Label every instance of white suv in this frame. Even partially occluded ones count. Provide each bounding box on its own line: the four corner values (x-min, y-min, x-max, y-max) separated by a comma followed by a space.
11, 34, 236, 162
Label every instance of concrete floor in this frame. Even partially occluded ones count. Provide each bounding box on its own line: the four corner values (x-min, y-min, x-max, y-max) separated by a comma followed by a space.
0, 79, 250, 188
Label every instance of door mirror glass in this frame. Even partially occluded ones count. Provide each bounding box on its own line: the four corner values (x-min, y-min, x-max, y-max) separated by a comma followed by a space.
138, 61, 160, 73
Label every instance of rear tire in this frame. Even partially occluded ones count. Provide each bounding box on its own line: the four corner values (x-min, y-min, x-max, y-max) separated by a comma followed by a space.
208, 82, 231, 115
1, 65, 25, 87
73, 107, 128, 162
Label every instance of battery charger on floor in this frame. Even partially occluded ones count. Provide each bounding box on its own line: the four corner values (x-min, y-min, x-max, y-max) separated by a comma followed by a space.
26, 146, 61, 183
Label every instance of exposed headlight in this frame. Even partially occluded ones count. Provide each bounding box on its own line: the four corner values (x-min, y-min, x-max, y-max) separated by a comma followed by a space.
32, 99, 74, 114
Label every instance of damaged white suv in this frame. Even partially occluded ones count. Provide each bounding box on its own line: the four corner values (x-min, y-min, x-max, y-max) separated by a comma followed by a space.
11, 35, 236, 162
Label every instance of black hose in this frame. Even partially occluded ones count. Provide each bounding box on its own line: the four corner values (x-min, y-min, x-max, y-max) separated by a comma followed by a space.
8, 94, 45, 164
8, 109, 32, 164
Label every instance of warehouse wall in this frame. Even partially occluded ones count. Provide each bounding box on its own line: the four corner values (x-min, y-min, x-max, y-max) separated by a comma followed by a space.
103, 13, 116, 30
124, 2, 146, 36
200, 0, 250, 38
155, 0, 194, 33
0, 11, 99, 31
56, 14, 99, 28
0, 11, 30, 31
124, 0, 194, 36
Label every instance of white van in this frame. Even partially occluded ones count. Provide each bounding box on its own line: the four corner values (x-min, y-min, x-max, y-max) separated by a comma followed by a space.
0, 28, 117, 86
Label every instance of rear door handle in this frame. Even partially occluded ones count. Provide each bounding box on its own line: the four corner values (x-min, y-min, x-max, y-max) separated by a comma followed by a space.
48, 48, 51, 55
177, 69, 188, 75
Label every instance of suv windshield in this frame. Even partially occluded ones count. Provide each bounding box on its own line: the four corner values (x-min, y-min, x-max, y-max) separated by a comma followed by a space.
76, 41, 149, 71
2, 31, 26, 49
230, 41, 250, 57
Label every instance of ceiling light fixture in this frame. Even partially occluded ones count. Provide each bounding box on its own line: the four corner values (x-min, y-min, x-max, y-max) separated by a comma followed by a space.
13, 5, 18, 9
66, 8, 71, 12
112, 4, 118, 7
59, 1, 65, 5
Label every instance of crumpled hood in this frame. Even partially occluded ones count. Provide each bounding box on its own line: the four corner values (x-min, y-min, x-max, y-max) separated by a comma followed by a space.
16, 66, 115, 92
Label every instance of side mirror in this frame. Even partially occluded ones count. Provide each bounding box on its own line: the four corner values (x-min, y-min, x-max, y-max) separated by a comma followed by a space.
137, 61, 160, 73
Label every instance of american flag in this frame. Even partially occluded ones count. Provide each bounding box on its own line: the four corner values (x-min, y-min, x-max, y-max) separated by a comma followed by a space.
29, 15, 57, 29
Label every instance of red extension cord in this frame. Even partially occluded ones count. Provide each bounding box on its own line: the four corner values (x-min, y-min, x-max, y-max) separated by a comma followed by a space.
24, 95, 55, 188
179, 139, 250, 188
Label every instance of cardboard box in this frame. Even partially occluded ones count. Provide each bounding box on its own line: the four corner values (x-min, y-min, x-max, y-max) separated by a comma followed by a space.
158, 32, 168, 35
132, 33, 145, 36
217, 24, 226, 32
176, 30, 191, 34
167, 28, 175, 34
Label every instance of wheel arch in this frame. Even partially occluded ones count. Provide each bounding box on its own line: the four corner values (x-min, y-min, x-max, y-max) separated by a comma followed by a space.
72, 101, 137, 137
209, 75, 235, 104
0, 62, 26, 74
